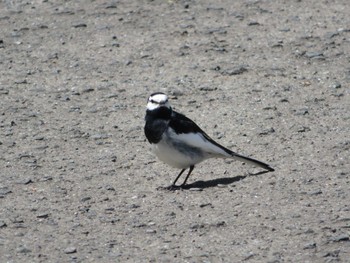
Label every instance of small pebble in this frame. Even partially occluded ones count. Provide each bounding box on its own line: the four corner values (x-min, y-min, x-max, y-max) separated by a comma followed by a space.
308, 190, 322, 196
37, 213, 49, 219
222, 66, 248, 76
259, 127, 275, 135
82, 87, 94, 93
304, 51, 324, 59
105, 185, 115, 191
331, 234, 349, 242
80, 197, 91, 202
17, 246, 31, 253
17, 178, 33, 185
64, 247, 77, 254
0, 187, 12, 196
303, 242, 316, 249
330, 83, 341, 89
248, 21, 260, 26
72, 23, 87, 28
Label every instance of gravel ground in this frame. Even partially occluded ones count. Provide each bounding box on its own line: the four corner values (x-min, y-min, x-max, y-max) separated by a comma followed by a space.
0, 0, 349, 262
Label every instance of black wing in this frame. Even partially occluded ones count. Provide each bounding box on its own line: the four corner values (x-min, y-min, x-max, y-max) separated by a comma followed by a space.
169, 110, 233, 155
169, 111, 275, 171
169, 111, 207, 135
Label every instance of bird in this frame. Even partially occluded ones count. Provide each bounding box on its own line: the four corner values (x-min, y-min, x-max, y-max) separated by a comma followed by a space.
144, 92, 274, 189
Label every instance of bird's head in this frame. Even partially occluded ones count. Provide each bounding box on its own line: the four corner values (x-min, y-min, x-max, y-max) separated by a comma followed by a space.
147, 92, 171, 111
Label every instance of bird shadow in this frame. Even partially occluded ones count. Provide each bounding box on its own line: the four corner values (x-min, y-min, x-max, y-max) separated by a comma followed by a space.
182, 170, 270, 190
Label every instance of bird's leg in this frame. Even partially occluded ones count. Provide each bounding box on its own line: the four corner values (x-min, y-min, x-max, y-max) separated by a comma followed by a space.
180, 165, 194, 187
172, 168, 186, 186
161, 166, 195, 191
160, 169, 186, 191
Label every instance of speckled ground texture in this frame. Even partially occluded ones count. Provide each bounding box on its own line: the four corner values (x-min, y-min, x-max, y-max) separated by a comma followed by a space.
1, 0, 349, 262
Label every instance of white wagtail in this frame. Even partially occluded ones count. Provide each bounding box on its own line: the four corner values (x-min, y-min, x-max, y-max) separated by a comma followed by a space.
144, 92, 274, 189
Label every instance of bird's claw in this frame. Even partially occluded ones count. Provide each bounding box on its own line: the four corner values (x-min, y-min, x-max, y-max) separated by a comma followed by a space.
157, 184, 187, 191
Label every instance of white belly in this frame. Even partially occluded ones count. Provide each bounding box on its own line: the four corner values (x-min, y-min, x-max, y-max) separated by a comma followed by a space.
151, 135, 206, 169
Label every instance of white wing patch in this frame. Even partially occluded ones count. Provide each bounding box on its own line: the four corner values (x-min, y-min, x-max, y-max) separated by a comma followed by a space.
168, 129, 230, 157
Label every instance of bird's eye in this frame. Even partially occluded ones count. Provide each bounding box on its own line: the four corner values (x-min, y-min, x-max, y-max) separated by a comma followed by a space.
150, 99, 157, 104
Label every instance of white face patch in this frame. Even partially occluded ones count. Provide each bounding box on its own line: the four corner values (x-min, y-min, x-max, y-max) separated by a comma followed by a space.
147, 93, 171, 111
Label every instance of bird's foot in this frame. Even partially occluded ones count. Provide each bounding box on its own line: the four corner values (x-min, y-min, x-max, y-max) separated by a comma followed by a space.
157, 184, 187, 191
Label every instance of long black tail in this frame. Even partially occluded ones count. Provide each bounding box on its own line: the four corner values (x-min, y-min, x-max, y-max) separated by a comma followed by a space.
201, 132, 274, 171
230, 152, 275, 172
